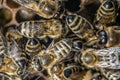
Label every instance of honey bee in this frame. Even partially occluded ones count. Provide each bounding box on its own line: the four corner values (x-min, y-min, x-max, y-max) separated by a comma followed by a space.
95, 0, 117, 25
62, 65, 85, 80
25, 38, 41, 57
81, 47, 120, 69
35, 39, 72, 77
65, 14, 97, 43
38, 39, 72, 67
101, 69, 120, 80
97, 27, 120, 47
15, 19, 62, 39
8, 40, 28, 76
12, 0, 60, 19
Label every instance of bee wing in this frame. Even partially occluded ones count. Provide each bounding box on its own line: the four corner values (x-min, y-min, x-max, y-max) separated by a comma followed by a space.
10, 39, 19, 56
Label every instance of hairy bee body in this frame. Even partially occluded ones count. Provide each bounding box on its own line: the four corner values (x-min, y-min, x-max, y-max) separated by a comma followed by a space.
81, 47, 120, 69
17, 21, 44, 38
95, 0, 116, 24
35, 39, 72, 77
48, 39, 72, 60
12, 0, 59, 19
25, 38, 41, 56
66, 14, 96, 42
38, 39, 72, 67
16, 19, 62, 39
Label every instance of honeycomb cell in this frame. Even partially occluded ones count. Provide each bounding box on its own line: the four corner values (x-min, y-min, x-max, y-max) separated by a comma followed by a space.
6, 0, 20, 8
16, 9, 36, 23
0, 8, 12, 25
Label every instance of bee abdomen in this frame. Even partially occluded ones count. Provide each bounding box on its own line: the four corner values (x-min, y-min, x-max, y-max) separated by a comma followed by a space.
96, 0, 116, 24
53, 39, 72, 59
25, 38, 41, 55
17, 21, 35, 38
98, 3, 115, 18
66, 14, 93, 39
63, 65, 82, 78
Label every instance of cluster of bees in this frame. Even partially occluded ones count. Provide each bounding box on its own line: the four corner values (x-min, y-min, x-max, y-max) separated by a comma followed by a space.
1, 0, 120, 80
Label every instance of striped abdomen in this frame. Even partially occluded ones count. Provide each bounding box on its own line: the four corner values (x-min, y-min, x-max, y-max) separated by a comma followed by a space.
25, 38, 41, 56
63, 65, 82, 79
66, 14, 94, 41
17, 21, 44, 38
51, 39, 72, 60
96, 0, 116, 24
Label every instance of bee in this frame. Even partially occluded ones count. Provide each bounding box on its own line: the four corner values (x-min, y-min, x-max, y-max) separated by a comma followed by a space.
65, 14, 97, 43
62, 65, 85, 80
97, 27, 120, 47
25, 38, 41, 57
95, 0, 117, 25
15, 19, 62, 39
81, 47, 120, 69
35, 39, 72, 77
9, 40, 28, 76
100, 69, 120, 80
12, 0, 60, 19
38, 39, 72, 68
